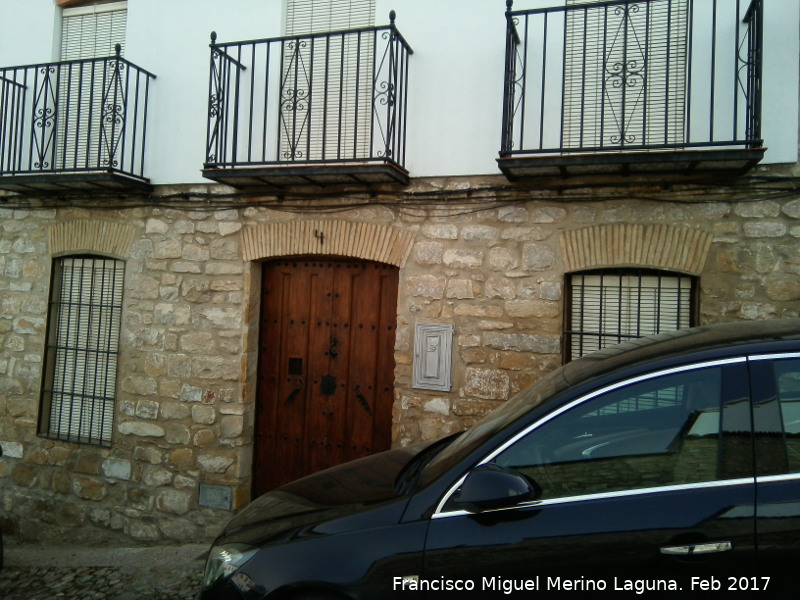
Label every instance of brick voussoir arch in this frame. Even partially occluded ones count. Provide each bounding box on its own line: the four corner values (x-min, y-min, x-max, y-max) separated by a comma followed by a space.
559, 223, 713, 275
241, 220, 415, 266
49, 220, 137, 258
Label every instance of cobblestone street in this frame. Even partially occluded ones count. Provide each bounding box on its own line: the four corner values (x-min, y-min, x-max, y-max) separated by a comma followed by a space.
0, 544, 207, 600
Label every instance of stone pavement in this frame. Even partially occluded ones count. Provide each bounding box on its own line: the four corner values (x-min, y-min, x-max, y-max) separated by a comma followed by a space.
0, 542, 208, 600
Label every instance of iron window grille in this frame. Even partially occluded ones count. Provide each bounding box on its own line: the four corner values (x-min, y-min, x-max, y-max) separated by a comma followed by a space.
39, 256, 125, 447
565, 269, 697, 362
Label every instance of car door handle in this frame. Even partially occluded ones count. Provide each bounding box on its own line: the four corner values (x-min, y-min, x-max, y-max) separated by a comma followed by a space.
660, 541, 732, 556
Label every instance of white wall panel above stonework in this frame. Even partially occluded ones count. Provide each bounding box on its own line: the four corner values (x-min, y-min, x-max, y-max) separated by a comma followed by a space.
0, 0, 797, 184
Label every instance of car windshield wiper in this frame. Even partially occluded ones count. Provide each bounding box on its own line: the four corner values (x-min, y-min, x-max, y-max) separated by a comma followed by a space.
394, 432, 462, 495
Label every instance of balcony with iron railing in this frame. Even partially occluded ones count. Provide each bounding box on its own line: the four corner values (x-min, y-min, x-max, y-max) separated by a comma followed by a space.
0, 45, 156, 194
499, 0, 764, 185
203, 12, 413, 189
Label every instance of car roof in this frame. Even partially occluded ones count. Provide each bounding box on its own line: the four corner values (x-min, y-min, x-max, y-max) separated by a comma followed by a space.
562, 318, 800, 387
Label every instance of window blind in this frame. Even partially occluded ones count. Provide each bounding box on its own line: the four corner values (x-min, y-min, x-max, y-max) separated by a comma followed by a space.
285, 0, 374, 35
61, 2, 128, 60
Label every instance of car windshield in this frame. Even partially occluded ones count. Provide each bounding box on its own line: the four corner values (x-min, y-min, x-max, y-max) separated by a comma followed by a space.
393, 432, 463, 494
416, 365, 570, 487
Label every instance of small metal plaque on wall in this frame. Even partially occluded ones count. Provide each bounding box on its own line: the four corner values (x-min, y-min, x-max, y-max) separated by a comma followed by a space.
412, 323, 454, 391
199, 482, 233, 510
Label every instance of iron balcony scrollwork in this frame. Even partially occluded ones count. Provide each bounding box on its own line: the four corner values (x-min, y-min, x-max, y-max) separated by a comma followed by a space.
604, 4, 646, 146
373, 13, 403, 161
501, 0, 525, 153
740, 0, 763, 146
207, 31, 246, 166
279, 38, 311, 160
204, 12, 413, 172
101, 45, 128, 169
31, 65, 58, 169
500, 0, 764, 158
0, 46, 155, 181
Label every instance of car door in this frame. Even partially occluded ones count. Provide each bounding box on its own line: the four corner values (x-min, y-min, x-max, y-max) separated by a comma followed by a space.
424, 359, 757, 592
749, 353, 800, 593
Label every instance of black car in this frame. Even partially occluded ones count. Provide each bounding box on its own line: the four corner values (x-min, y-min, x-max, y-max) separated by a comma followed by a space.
201, 319, 800, 598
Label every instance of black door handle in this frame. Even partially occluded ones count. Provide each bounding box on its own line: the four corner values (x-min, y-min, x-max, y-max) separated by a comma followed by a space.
285, 377, 303, 405
660, 541, 732, 555
355, 385, 372, 416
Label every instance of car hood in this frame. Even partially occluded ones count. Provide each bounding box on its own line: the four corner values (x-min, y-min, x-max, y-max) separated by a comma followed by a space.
219, 446, 419, 546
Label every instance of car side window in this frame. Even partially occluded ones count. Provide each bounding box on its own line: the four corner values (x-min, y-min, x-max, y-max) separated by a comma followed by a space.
773, 359, 800, 472
493, 367, 724, 501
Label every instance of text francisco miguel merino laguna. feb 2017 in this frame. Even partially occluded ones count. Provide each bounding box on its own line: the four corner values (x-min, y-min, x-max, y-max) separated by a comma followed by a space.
392, 575, 771, 595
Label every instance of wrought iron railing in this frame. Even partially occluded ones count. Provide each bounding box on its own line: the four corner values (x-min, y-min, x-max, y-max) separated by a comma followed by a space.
0, 45, 155, 181
501, 0, 763, 157
205, 12, 412, 172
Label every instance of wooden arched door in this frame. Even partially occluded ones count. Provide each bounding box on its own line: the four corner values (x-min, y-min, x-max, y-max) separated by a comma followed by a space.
253, 258, 399, 496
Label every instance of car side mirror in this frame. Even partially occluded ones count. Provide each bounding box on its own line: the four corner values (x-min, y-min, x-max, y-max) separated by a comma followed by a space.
452, 464, 539, 513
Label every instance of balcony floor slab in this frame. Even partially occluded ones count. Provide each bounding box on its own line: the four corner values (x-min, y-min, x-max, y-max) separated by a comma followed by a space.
202, 162, 410, 190
0, 172, 153, 195
497, 148, 766, 188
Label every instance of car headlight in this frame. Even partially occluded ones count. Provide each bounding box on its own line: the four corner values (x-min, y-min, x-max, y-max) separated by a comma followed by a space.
203, 543, 259, 589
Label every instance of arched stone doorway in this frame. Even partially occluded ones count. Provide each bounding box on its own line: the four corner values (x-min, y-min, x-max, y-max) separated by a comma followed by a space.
242, 220, 413, 496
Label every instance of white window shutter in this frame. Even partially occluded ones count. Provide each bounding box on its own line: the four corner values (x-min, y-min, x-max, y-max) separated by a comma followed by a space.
286, 0, 374, 35
61, 2, 128, 60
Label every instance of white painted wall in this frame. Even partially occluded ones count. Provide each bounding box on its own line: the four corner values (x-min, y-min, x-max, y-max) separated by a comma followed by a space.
0, 0, 797, 185
377, 0, 507, 177
0, 0, 60, 64
126, 0, 284, 184
760, 0, 800, 164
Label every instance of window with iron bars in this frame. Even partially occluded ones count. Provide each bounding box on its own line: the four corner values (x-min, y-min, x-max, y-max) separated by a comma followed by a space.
39, 256, 125, 447
565, 269, 697, 362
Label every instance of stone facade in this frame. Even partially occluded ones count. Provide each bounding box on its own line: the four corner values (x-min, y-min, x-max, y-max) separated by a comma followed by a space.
2, 168, 800, 544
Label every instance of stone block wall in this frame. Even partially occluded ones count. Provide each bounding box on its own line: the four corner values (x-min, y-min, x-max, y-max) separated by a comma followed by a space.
1, 170, 800, 543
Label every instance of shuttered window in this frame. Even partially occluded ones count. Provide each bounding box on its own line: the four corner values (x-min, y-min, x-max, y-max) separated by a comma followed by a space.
285, 0, 374, 34
40, 256, 125, 446
563, 0, 688, 149
57, 2, 127, 170
61, 2, 127, 60
565, 269, 696, 361
280, 0, 375, 161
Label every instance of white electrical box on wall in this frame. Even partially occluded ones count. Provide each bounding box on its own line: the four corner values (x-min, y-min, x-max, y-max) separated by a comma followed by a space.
412, 322, 454, 392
